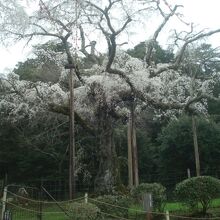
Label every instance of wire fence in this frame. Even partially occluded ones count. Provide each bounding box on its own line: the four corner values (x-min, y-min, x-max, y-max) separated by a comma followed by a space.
2, 170, 220, 220
1, 185, 85, 220
3, 168, 220, 200
1, 186, 220, 220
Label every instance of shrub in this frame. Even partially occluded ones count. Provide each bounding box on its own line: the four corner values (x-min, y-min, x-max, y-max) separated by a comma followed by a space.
175, 176, 220, 214
67, 202, 101, 220
92, 195, 133, 218
131, 183, 166, 211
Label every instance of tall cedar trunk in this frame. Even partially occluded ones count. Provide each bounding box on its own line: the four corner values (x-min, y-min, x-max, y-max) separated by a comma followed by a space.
128, 114, 133, 188
192, 115, 200, 176
68, 68, 75, 199
132, 124, 139, 187
94, 115, 117, 193
128, 107, 139, 188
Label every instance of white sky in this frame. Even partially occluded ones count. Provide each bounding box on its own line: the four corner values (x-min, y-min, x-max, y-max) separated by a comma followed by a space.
0, 0, 220, 73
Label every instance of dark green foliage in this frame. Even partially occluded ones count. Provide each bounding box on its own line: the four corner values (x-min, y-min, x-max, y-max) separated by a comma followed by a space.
183, 43, 220, 75
127, 41, 174, 64
67, 202, 101, 220
93, 195, 132, 218
208, 81, 220, 122
158, 115, 220, 185
14, 41, 63, 83
0, 112, 69, 183
131, 183, 166, 211
158, 116, 195, 181
175, 176, 220, 214
137, 131, 159, 183
33, 41, 68, 53
14, 58, 61, 83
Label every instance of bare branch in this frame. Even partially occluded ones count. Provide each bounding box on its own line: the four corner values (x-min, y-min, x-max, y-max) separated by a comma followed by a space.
174, 29, 220, 67
150, 28, 220, 76
184, 93, 220, 113
145, 4, 180, 65
115, 16, 132, 35
39, 0, 72, 33
79, 25, 89, 57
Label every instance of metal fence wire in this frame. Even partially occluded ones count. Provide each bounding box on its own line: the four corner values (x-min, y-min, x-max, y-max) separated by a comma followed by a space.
1, 182, 220, 220
4, 184, 41, 220
1, 184, 85, 220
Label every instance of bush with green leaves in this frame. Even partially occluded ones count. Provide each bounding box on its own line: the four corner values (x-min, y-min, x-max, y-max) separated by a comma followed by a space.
175, 176, 220, 214
67, 202, 101, 220
92, 195, 133, 218
131, 183, 166, 211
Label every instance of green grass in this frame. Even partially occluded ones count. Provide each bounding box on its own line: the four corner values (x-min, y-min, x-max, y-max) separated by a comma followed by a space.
10, 208, 69, 220
129, 198, 220, 216
211, 198, 220, 208
4, 198, 220, 220
165, 201, 187, 211
165, 198, 220, 212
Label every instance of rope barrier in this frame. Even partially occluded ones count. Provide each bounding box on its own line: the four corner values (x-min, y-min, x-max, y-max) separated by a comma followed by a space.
5, 200, 220, 219
6, 202, 129, 220
6, 190, 84, 204
4, 191, 220, 219
89, 197, 220, 219
89, 198, 220, 219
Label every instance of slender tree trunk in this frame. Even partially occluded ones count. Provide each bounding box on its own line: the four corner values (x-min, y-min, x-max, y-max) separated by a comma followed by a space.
132, 124, 139, 187
68, 68, 75, 199
127, 106, 139, 188
192, 115, 200, 176
128, 114, 133, 188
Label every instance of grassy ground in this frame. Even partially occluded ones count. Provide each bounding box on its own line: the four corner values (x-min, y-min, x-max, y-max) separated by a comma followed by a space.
3, 198, 220, 220
129, 198, 220, 219
165, 198, 220, 212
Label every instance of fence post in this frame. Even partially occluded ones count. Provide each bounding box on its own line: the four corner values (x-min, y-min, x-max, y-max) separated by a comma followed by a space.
3, 210, 12, 220
38, 184, 43, 220
1, 186, 7, 220
166, 211, 170, 220
142, 193, 153, 220
84, 193, 88, 204
187, 168, 191, 178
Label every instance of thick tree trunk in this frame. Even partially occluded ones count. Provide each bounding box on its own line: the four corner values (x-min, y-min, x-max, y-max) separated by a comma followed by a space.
192, 115, 200, 176
94, 117, 117, 193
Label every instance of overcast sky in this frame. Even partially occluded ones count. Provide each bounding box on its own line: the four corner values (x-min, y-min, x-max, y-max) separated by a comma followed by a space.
0, 0, 220, 73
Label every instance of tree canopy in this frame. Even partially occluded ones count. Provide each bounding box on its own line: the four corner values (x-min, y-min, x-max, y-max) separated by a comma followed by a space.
0, 0, 220, 193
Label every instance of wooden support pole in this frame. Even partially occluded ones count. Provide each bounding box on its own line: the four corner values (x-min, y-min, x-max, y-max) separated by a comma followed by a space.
65, 64, 76, 199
